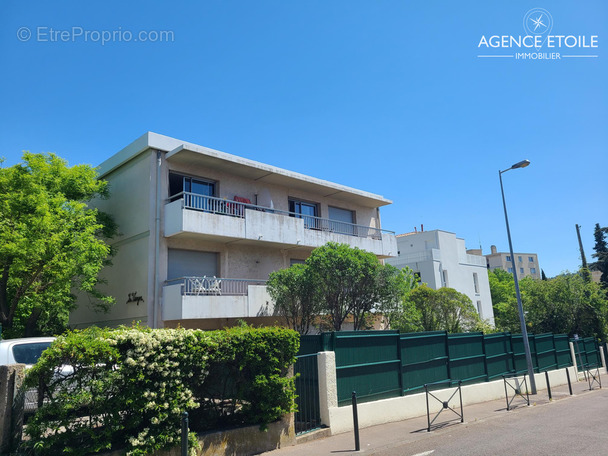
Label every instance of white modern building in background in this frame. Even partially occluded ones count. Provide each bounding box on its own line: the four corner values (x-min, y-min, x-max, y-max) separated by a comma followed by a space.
386, 229, 494, 325
70, 132, 398, 330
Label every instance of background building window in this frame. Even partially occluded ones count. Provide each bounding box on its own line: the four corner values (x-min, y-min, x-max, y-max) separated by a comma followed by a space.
508, 267, 513, 273
530, 267, 537, 274
520, 267, 524, 274
528, 256, 534, 262
518, 256, 522, 262
506, 255, 512, 262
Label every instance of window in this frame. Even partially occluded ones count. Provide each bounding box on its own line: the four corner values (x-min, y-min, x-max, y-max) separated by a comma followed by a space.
520, 267, 524, 274
328, 206, 355, 235
473, 272, 479, 293
506, 255, 512, 262
476, 301, 483, 318
289, 199, 319, 229
518, 256, 522, 262
169, 173, 216, 210
530, 267, 537, 274
528, 256, 534, 262
442, 270, 449, 287
508, 267, 513, 273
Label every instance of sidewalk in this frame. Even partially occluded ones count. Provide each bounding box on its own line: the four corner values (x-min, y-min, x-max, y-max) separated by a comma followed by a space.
263, 375, 602, 456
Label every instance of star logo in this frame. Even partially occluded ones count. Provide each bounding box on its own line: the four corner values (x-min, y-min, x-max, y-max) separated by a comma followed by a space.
529, 14, 547, 32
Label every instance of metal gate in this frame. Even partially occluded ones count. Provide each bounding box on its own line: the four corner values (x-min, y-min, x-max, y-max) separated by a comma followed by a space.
294, 353, 321, 435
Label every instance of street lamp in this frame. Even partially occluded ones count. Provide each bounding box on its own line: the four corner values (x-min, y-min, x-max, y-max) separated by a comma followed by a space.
499, 159, 537, 395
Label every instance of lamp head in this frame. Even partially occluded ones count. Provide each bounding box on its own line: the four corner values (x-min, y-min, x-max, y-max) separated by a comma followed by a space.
511, 159, 530, 169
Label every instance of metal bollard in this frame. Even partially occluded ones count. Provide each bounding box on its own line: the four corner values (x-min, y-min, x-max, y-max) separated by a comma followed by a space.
352, 391, 360, 451
545, 371, 552, 400
181, 411, 189, 456
565, 368, 573, 395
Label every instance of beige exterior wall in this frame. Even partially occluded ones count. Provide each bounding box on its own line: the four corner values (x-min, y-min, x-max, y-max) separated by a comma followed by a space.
486, 250, 541, 280
71, 151, 155, 328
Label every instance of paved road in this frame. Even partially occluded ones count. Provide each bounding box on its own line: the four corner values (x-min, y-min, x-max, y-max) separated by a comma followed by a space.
372, 388, 608, 455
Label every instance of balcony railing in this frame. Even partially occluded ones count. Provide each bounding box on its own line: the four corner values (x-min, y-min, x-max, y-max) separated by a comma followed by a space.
170, 192, 394, 241
166, 276, 267, 296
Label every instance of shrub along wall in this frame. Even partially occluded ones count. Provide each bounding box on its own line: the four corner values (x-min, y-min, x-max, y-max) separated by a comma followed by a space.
22, 325, 299, 456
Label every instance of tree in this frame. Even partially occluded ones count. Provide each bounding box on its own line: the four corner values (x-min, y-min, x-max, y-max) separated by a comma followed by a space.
0, 153, 117, 338
592, 223, 608, 288
266, 264, 321, 335
407, 285, 483, 333
377, 266, 420, 331
489, 268, 608, 339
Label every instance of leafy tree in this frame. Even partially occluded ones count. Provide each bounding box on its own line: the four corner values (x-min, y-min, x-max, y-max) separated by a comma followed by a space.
489, 268, 608, 339
524, 273, 608, 339
269, 243, 409, 332
377, 266, 420, 331
0, 153, 117, 338
408, 285, 483, 333
592, 223, 608, 287
267, 264, 321, 335
305, 243, 384, 331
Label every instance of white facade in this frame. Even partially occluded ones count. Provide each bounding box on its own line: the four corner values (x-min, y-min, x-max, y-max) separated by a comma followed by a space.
70, 132, 397, 330
386, 230, 494, 325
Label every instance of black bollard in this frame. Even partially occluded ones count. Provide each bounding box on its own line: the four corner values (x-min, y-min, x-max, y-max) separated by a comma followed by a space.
565, 368, 573, 395
352, 391, 360, 451
545, 371, 552, 400
181, 411, 189, 456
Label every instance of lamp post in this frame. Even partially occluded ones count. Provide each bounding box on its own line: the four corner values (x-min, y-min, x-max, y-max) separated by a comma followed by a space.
499, 159, 537, 395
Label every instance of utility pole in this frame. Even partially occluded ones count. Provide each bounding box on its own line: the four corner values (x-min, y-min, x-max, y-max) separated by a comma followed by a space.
576, 224, 591, 282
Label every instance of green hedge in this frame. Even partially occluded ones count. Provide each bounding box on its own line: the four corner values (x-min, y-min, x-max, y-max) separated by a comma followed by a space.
23, 325, 299, 456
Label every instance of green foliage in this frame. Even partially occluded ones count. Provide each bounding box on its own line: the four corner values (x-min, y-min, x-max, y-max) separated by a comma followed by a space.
489, 269, 608, 339
0, 152, 117, 338
22, 325, 299, 456
268, 243, 409, 332
407, 285, 484, 333
376, 266, 421, 331
592, 223, 608, 287
267, 264, 322, 335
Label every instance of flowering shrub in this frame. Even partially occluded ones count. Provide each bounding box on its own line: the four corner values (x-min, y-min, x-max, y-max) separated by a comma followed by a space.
22, 325, 298, 456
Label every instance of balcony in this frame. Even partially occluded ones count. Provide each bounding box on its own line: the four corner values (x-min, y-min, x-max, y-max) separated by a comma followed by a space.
164, 193, 397, 257
399, 249, 442, 264
458, 254, 487, 267
162, 277, 272, 321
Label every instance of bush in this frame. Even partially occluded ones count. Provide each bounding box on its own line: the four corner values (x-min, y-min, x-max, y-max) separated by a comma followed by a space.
22, 325, 299, 456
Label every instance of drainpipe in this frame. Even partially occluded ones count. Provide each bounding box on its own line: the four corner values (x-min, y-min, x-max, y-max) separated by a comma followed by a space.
152, 150, 162, 329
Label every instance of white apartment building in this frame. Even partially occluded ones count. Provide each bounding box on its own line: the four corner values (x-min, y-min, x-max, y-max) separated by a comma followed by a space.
484, 245, 541, 280
70, 132, 398, 330
386, 230, 494, 325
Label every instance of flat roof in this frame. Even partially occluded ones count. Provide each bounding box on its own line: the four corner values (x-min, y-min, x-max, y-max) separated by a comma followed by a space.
98, 132, 392, 208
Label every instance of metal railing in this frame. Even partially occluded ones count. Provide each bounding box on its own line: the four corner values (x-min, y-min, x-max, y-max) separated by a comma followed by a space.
166, 277, 267, 296
170, 192, 393, 241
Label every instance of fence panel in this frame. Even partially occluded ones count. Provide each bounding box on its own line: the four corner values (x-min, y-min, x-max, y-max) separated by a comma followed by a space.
400, 331, 449, 394
448, 332, 487, 384
535, 333, 557, 372
554, 334, 572, 368
484, 332, 514, 380
333, 331, 402, 406
511, 334, 539, 374
298, 335, 323, 356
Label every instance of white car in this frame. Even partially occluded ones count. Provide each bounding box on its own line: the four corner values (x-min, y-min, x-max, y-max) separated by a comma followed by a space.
0, 337, 56, 366
0, 337, 56, 413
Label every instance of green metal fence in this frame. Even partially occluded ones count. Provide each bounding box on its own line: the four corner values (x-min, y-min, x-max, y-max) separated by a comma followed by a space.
298, 330, 582, 407
571, 337, 601, 369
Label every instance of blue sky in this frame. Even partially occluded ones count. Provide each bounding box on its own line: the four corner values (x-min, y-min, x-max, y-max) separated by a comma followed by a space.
1, 1, 606, 277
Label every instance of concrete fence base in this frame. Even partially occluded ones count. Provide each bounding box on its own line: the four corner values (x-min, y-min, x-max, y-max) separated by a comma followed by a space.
0, 364, 26, 454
